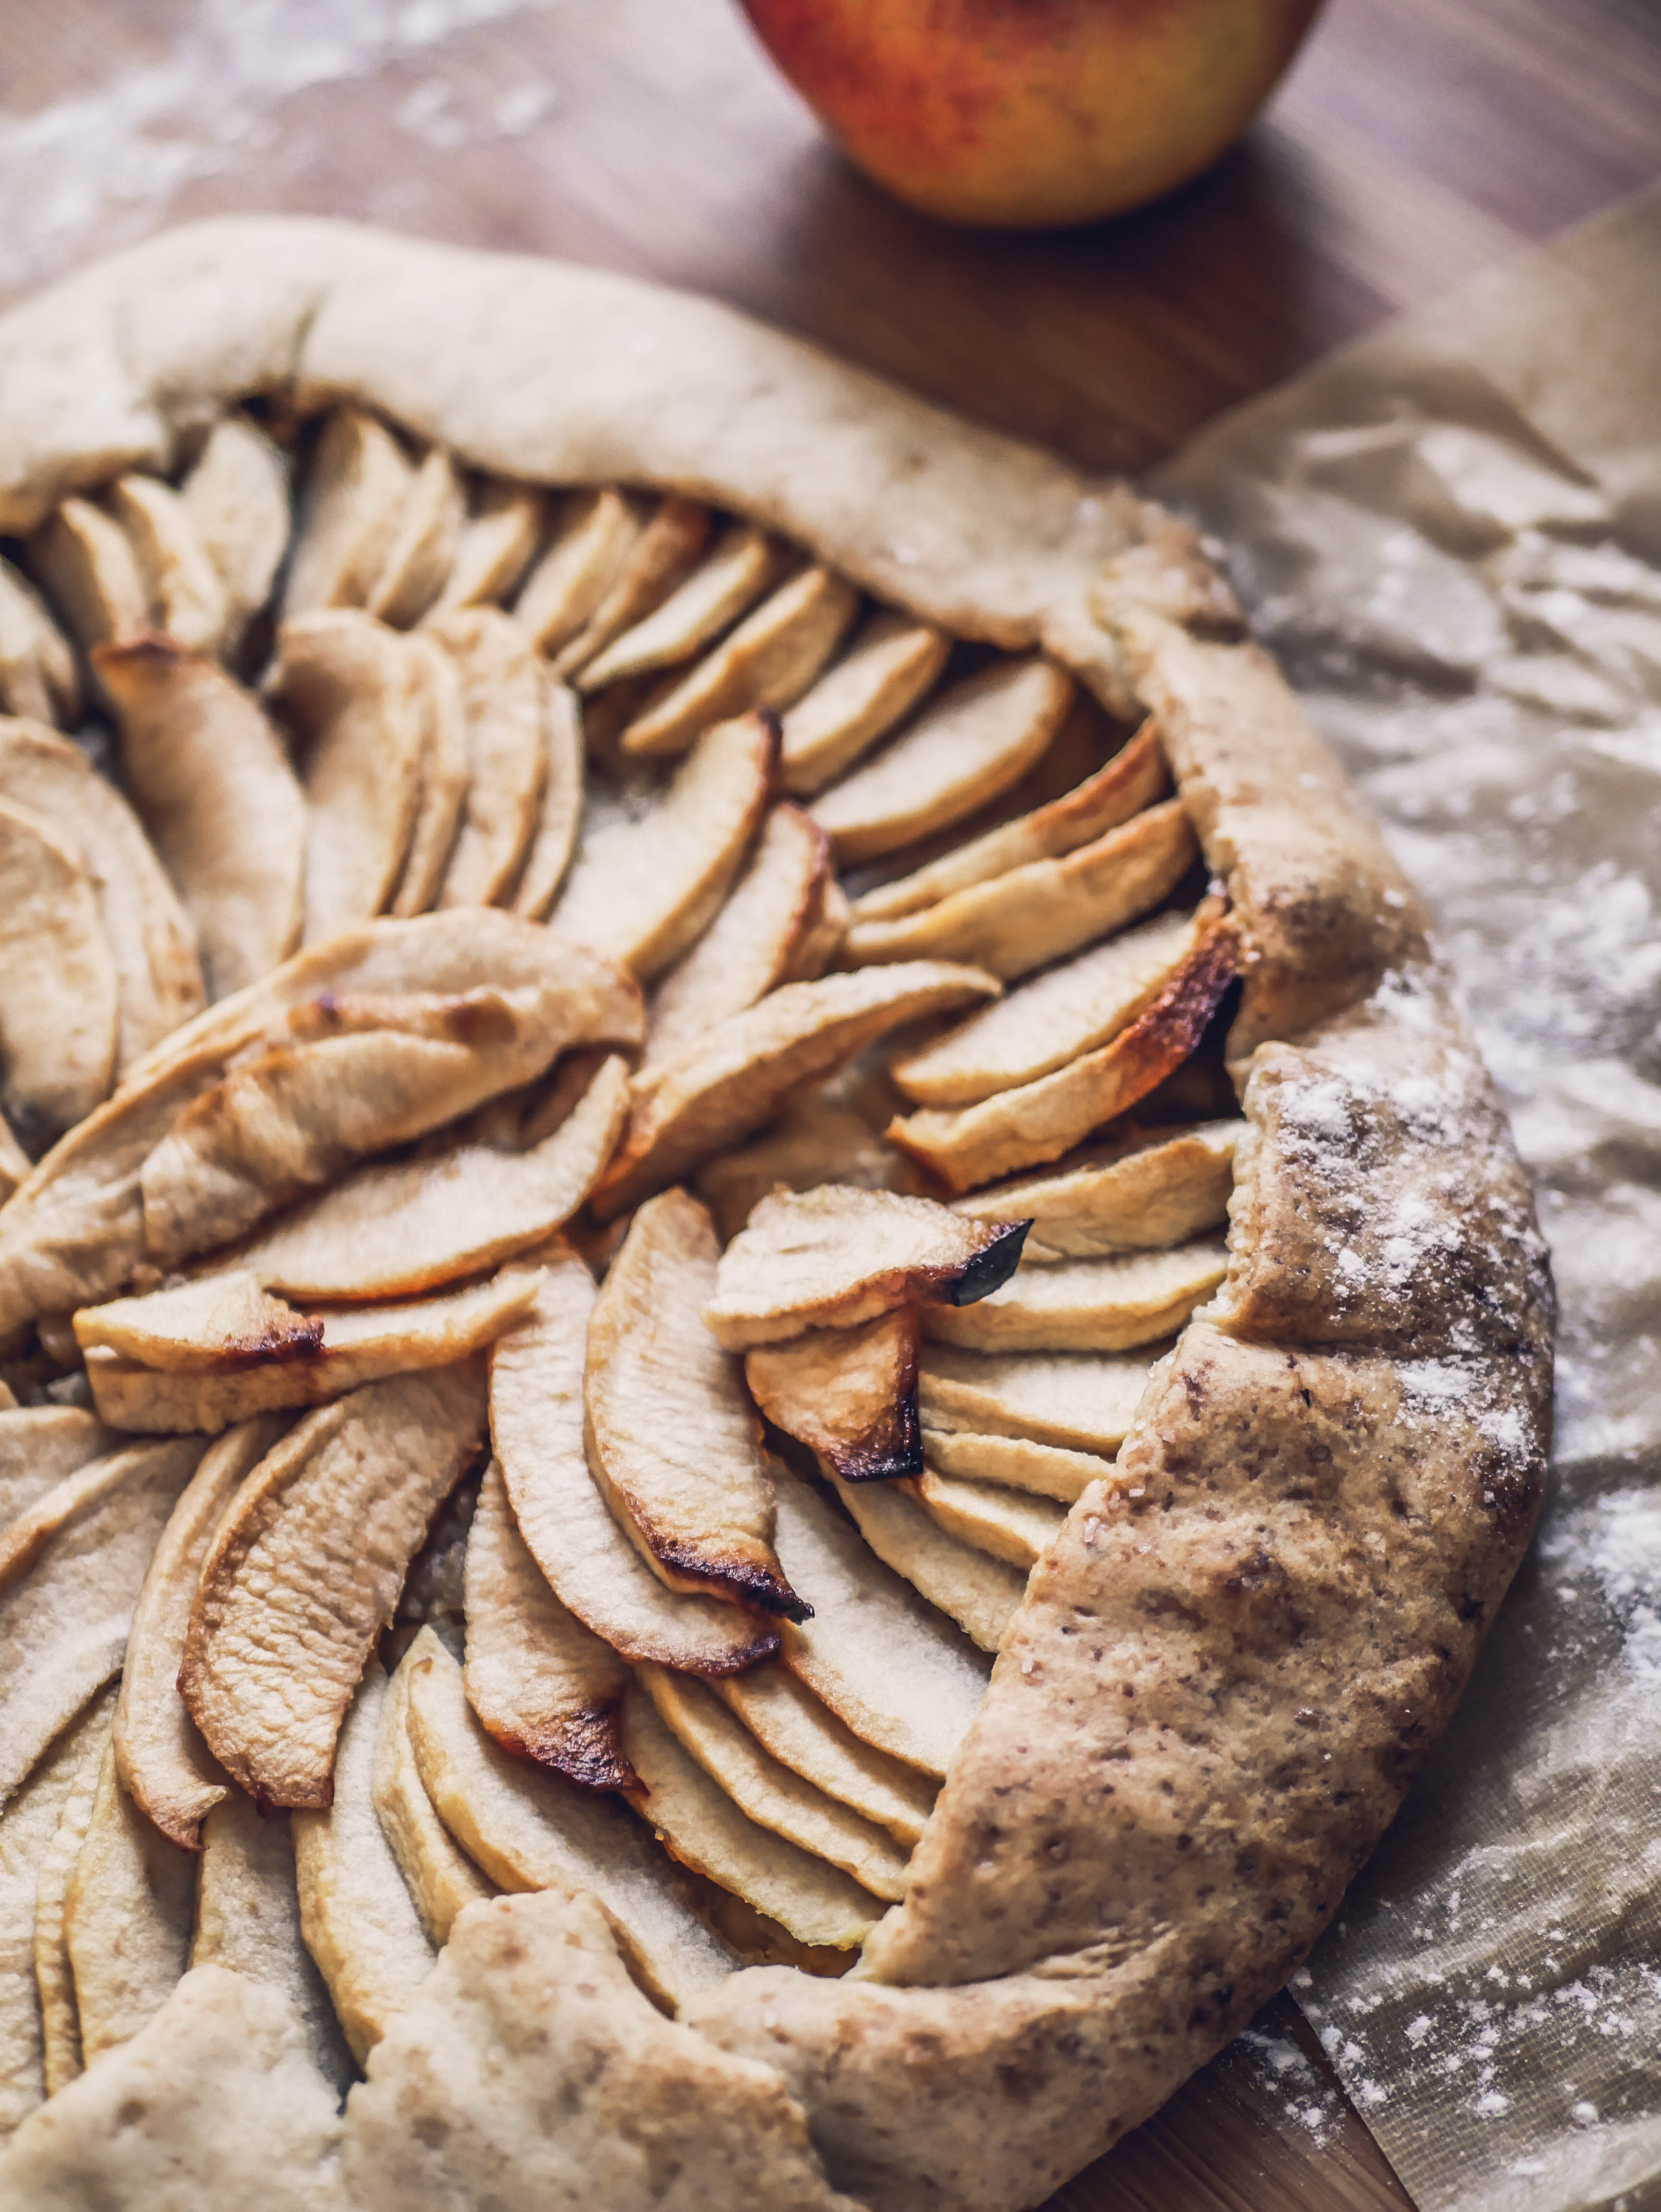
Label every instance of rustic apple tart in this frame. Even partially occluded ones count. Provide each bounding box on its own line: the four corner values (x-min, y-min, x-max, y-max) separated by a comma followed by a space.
0, 219, 1551, 2212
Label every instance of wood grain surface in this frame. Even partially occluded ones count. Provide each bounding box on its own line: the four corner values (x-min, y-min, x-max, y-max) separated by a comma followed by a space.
0, 1, 1657, 2207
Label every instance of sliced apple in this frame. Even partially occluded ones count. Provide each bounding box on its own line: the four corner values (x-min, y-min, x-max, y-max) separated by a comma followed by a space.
892, 905, 1207, 1107
826, 1469, 1023, 1654
26, 496, 149, 654
921, 1426, 1115, 1504
404, 1636, 736, 2011
812, 657, 1073, 864
429, 480, 546, 617
712, 1665, 936, 1847
744, 1309, 921, 1482
429, 607, 547, 909
619, 1684, 879, 1950
82, 1272, 540, 1436
553, 708, 774, 981
180, 1366, 487, 1809
638, 1664, 909, 1901
918, 1343, 1154, 1456
776, 868, 849, 984
779, 608, 949, 796
180, 413, 291, 654
0, 797, 118, 1147
621, 565, 858, 759
513, 487, 644, 654
770, 1472, 989, 1778
0, 552, 79, 725
922, 1241, 1227, 1355
0, 1408, 116, 1526
508, 678, 584, 921
578, 520, 783, 691
281, 408, 412, 619
63, 1740, 194, 2063
593, 960, 999, 1218
552, 494, 711, 677
0, 1438, 204, 1813
586, 1189, 806, 1620
490, 1247, 780, 1675
112, 1417, 285, 1850
94, 638, 306, 1001
844, 792, 1198, 977
104, 475, 228, 655
888, 917, 1239, 1190
374, 1630, 497, 1947
29, 1690, 114, 2088
387, 631, 470, 916
228, 1052, 629, 1300
706, 1184, 1029, 1350
644, 804, 828, 1069
954, 1119, 1239, 1260
270, 608, 426, 942
463, 1459, 633, 1790
367, 446, 464, 627
693, 1068, 912, 1243
0, 719, 204, 1073
851, 716, 1170, 923
908, 1466, 1066, 1570
291, 1662, 436, 2062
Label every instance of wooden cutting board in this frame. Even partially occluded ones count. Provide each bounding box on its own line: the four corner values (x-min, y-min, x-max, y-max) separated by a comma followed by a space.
2, 0, 1657, 2201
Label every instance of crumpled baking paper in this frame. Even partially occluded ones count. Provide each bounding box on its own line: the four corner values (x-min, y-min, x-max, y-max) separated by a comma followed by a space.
1156, 183, 1661, 2212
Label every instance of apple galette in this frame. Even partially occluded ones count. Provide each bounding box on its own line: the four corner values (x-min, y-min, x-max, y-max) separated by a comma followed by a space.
0, 219, 1551, 2212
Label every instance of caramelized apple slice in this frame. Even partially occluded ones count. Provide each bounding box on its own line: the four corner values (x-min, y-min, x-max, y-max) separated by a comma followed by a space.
921, 1242, 1227, 1355
908, 1467, 1066, 1570
952, 1119, 1239, 1260
921, 1427, 1115, 1505
744, 1310, 922, 1483
375, 1631, 497, 1947
917, 1344, 1153, 1456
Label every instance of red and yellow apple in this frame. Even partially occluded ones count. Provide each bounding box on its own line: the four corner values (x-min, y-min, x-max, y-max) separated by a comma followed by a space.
737, 0, 1324, 229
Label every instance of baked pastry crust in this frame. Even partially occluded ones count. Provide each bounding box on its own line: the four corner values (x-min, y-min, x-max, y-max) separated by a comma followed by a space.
0, 219, 1552, 2211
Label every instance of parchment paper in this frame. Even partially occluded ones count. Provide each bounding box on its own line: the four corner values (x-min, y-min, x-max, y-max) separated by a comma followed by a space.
1158, 184, 1661, 2212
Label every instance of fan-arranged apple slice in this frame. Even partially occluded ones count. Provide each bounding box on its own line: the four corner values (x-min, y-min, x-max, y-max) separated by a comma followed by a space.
508, 678, 584, 922
779, 609, 949, 796
705, 1185, 1029, 1350
112, 1418, 286, 1850
180, 1366, 488, 1809
280, 408, 412, 620
552, 494, 710, 677
27, 497, 149, 656
889, 915, 1238, 1190
637, 1664, 910, 1901
922, 1426, 1115, 1505
462, 1460, 634, 1791
845, 792, 1198, 977
429, 608, 547, 909
513, 487, 644, 654
63, 1739, 195, 2063
712, 1665, 936, 1847
292, 1663, 437, 2062
921, 1241, 1227, 1355
403, 1635, 736, 2011
643, 805, 829, 1069
825, 1470, 1024, 1654
375, 1631, 497, 1947
81, 1271, 541, 1435
917, 1343, 1154, 1456
593, 960, 999, 1217
430, 480, 546, 617
0, 795, 119, 1148
0, 551, 79, 725
585, 1189, 808, 1621
907, 1467, 1067, 1570
0, 1438, 204, 1812
769, 1473, 989, 1778
577, 519, 783, 692
367, 447, 464, 627
491, 1248, 781, 1676
813, 657, 1075, 864
387, 632, 469, 916
552, 709, 774, 980
953, 1119, 1239, 1260
105, 475, 228, 653
745, 1310, 922, 1483
98, 639, 307, 1002
849, 716, 1170, 924
619, 1685, 881, 1950
269, 609, 427, 943
180, 414, 291, 656
620, 565, 859, 758
31, 1697, 113, 2098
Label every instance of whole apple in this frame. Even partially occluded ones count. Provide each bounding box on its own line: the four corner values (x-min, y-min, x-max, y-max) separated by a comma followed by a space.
738, 0, 1324, 229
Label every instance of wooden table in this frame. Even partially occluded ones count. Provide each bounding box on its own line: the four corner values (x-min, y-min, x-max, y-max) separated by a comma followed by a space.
2, 1, 1658, 2205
